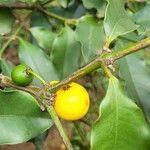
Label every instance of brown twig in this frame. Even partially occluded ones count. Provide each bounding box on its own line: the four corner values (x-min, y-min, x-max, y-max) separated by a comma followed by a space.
0, 74, 40, 96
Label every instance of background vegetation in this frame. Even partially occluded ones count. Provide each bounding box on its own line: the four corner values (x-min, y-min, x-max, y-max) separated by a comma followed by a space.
0, 0, 150, 150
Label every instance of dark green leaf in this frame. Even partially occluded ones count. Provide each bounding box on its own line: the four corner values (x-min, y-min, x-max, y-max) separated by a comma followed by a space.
91, 78, 150, 150
18, 38, 59, 86
119, 50, 150, 118
30, 27, 56, 51
31, 12, 51, 29
51, 26, 81, 79
75, 16, 105, 64
0, 9, 14, 35
104, 0, 138, 44
0, 90, 52, 144
46, 2, 85, 20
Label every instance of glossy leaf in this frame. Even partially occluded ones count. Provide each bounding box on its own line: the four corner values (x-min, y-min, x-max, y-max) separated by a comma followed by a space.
75, 16, 105, 64
30, 27, 56, 51
18, 38, 59, 86
104, 0, 138, 44
91, 78, 150, 150
0, 90, 52, 144
51, 26, 81, 79
0, 9, 14, 35
119, 51, 150, 118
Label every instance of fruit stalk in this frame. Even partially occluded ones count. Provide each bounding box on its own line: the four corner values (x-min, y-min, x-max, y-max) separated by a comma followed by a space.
27, 69, 46, 85
47, 106, 73, 150
49, 58, 102, 92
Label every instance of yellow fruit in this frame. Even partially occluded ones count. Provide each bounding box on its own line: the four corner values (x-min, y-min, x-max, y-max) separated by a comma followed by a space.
54, 82, 90, 121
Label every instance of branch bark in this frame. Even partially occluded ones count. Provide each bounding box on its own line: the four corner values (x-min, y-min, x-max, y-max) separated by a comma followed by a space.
48, 37, 150, 92
1, 38, 150, 93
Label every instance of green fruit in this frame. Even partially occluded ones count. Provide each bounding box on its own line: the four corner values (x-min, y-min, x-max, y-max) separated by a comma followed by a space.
11, 64, 33, 86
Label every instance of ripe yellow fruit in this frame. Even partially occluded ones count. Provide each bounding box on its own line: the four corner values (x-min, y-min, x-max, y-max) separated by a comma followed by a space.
54, 82, 90, 121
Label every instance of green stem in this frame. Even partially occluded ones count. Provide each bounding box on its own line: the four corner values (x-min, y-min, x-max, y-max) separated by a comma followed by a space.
48, 38, 150, 92
40, 8, 66, 22
49, 58, 102, 92
0, 37, 150, 150
42, 0, 55, 6
38, 7, 78, 25
111, 38, 150, 61
104, 39, 111, 49
0, 74, 40, 96
47, 106, 73, 150
1, 38, 149, 94
101, 62, 114, 79
27, 69, 46, 85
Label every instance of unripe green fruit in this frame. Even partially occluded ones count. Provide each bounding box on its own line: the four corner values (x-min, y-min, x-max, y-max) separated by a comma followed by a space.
11, 64, 33, 86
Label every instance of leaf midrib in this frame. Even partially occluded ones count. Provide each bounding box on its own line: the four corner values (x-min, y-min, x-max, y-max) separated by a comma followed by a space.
109, 17, 128, 39
112, 81, 119, 149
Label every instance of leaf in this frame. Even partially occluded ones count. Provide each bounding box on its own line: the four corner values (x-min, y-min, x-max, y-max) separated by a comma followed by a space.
0, 9, 14, 35
0, 0, 38, 5
91, 78, 150, 150
0, 90, 52, 144
0, 59, 14, 77
82, 0, 106, 18
0, 0, 16, 5
31, 12, 51, 29
104, 0, 138, 44
82, 0, 105, 10
30, 27, 56, 51
133, 4, 150, 29
119, 51, 150, 118
18, 38, 59, 86
57, 0, 68, 8
119, 32, 140, 43
57, 0, 75, 8
47, 2, 85, 19
51, 26, 81, 79
75, 16, 105, 64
